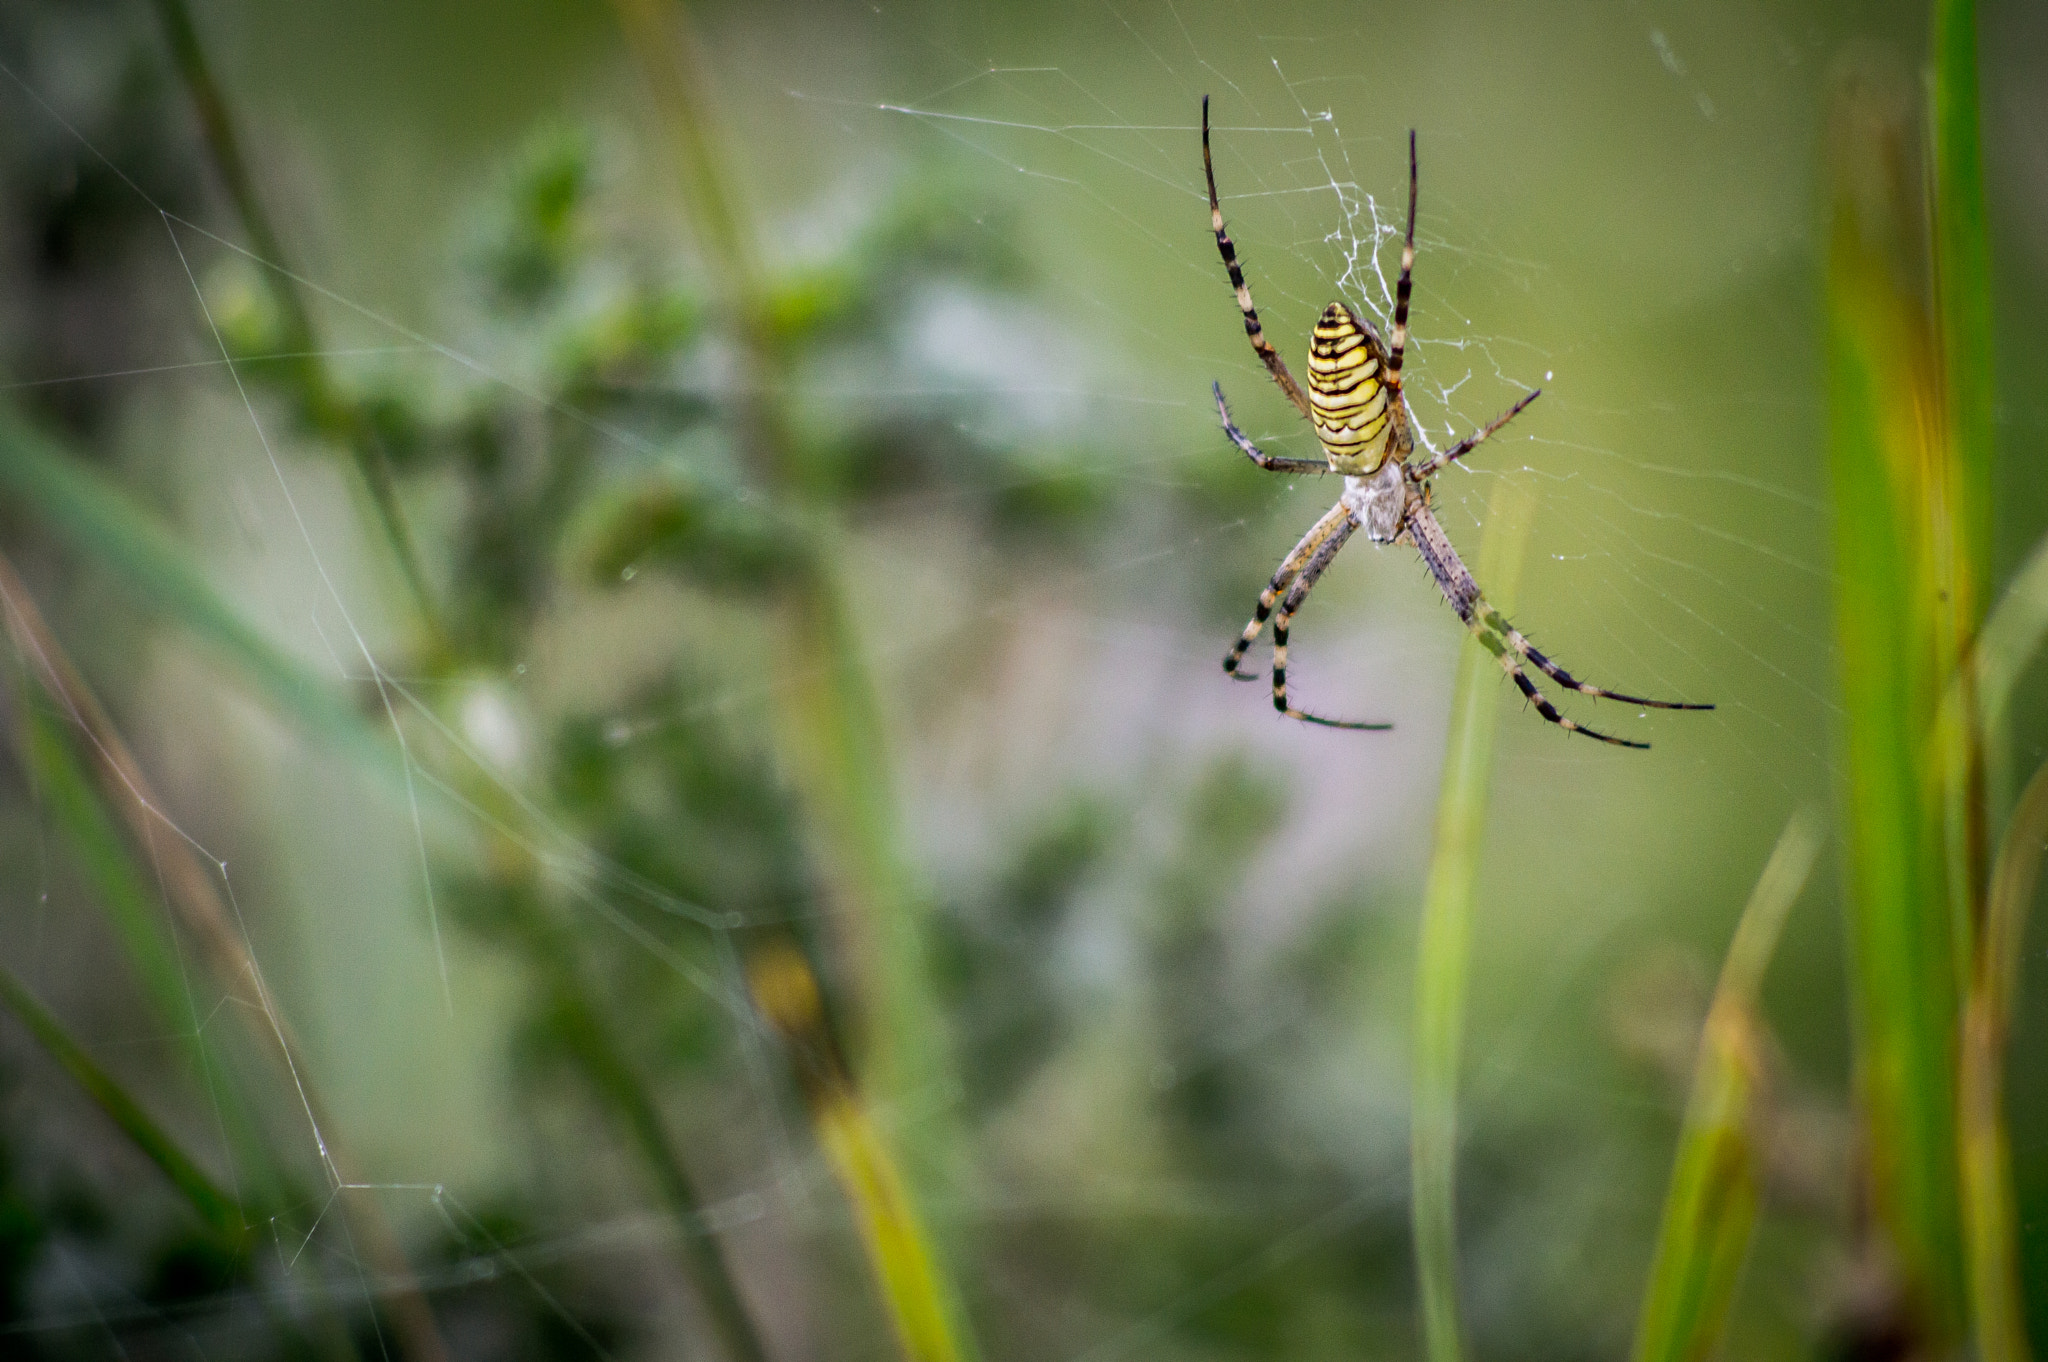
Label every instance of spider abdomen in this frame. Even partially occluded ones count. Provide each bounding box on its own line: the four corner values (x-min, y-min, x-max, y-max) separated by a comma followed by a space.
1305, 301, 1401, 475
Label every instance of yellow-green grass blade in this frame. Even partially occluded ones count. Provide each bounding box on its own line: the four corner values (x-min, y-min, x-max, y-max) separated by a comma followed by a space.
750, 942, 972, 1362
1631, 810, 1820, 1362
1824, 67, 1968, 1340
0, 964, 246, 1242
1958, 753, 2045, 1362
608, 0, 966, 1291
1411, 476, 1535, 1362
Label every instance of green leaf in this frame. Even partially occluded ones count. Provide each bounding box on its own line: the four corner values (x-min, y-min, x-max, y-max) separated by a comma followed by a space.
1631, 810, 1819, 1362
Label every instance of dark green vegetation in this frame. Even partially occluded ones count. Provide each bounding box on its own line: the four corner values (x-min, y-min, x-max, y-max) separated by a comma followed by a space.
0, 1, 2044, 1359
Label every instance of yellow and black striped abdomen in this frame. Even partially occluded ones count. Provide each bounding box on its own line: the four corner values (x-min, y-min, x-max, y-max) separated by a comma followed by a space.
1306, 301, 1399, 474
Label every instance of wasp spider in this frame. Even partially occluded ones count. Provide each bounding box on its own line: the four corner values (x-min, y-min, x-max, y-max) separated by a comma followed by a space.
1203, 97, 1710, 748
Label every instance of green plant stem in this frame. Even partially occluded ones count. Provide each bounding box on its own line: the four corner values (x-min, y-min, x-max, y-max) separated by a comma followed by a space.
1412, 476, 1534, 1362
1959, 754, 2044, 1362
1824, 64, 1967, 1342
608, 6, 972, 1354
0, 965, 245, 1241
545, 957, 770, 1362
148, 0, 441, 643
1631, 810, 1820, 1362
0, 548, 450, 1362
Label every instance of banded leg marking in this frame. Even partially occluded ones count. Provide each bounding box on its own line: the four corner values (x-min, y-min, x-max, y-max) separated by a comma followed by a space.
1224, 501, 1352, 678
1203, 96, 1311, 420
1408, 388, 1541, 482
1270, 515, 1392, 729
1479, 608, 1713, 711
1216, 383, 1332, 475
1388, 129, 1417, 385
1407, 502, 1697, 746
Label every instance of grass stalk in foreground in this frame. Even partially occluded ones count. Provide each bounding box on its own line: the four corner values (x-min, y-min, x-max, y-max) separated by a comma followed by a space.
1412, 476, 1535, 1362
0, 965, 245, 1242
1631, 810, 1821, 1362
1958, 753, 2045, 1362
751, 942, 965, 1362
0, 548, 450, 1362
1824, 62, 1970, 1343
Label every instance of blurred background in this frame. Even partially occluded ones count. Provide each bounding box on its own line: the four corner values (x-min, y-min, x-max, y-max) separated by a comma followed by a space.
0, 0, 2043, 1358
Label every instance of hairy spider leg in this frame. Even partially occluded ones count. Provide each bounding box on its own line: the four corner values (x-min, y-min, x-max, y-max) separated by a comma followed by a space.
1223, 500, 1354, 679
1215, 383, 1330, 475
1406, 503, 1697, 747
1270, 513, 1392, 729
1408, 388, 1542, 482
1388, 129, 1417, 387
1203, 95, 1311, 420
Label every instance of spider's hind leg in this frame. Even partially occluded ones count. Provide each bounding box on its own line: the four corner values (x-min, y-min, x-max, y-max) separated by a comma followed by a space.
1479, 608, 1713, 712
1224, 500, 1352, 680
1268, 511, 1391, 730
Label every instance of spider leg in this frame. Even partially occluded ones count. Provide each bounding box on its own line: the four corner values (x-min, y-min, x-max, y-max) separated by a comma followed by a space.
1270, 512, 1392, 730
1215, 383, 1333, 474
1224, 500, 1352, 679
1408, 389, 1541, 482
1477, 608, 1714, 711
1387, 130, 1418, 388
1406, 502, 1674, 747
1203, 96, 1312, 420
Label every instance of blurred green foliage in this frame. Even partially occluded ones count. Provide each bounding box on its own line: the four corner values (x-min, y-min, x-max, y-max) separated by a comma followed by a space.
0, 2, 2042, 1361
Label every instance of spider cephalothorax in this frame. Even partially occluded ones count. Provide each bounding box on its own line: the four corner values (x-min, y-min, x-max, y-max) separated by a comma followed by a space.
1202, 96, 1710, 747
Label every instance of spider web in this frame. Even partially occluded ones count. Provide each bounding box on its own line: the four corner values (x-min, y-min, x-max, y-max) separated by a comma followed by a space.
0, 0, 1920, 1358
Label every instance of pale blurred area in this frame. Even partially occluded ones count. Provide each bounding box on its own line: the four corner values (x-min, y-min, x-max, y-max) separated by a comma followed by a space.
0, 1, 2044, 1358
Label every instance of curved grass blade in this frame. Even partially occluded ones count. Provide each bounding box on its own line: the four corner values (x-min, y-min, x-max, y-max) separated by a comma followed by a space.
0, 964, 245, 1242
1411, 476, 1535, 1362
1630, 810, 1820, 1362
1958, 753, 2045, 1362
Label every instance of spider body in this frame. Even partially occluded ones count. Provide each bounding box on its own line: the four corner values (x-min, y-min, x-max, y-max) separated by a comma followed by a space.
1202, 96, 1710, 747
1306, 302, 1405, 476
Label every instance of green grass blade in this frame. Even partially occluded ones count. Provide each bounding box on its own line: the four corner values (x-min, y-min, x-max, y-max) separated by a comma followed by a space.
1412, 476, 1535, 1362
0, 406, 408, 796
1824, 66, 1967, 1341
21, 702, 197, 1037
1958, 752, 2045, 1362
1631, 810, 1821, 1362
1929, 0, 1994, 601
0, 965, 246, 1241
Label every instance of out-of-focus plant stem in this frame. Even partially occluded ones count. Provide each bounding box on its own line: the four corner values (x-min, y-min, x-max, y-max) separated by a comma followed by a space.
1960, 755, 2044, 1362
0, 550, 451, 1362
540, 940, 770, 1362
1412, 476, 1534, 1362
1631, 810, 1819, 1362
750, 942, 963, 1362
148, 0, 441, 645
0, 964, 245, 1242
609, 0, 960, 1205
1824, 59, 1971, 1345
1928, 6, 2029, 1356
610, 5, 972, 1353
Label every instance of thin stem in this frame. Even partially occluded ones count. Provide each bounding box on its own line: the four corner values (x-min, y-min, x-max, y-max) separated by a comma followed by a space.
148, 0, 442, 643
1411, 476, 1535, 1362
